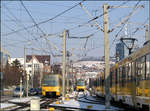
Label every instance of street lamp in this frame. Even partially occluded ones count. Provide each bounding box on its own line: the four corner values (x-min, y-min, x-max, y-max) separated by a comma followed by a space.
120, 37, 137, 55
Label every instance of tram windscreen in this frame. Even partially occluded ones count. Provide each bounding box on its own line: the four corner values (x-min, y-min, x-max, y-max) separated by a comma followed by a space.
77, 80, 85, 86
43, 75, 59, 86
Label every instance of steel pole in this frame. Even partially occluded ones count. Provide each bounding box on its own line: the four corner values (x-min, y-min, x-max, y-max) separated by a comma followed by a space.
62, 30, 66, 100
20, 77, 22, 99
32, 48, 34, 88
67, 54, 69, 93
104, 4, 110, 109
24, 46, 28, 97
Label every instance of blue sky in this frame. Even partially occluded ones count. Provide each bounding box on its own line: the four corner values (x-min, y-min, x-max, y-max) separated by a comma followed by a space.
1, 1, 149, 63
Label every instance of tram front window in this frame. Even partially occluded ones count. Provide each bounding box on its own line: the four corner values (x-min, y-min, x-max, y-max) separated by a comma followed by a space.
43, 78, 59, 86
77, 81, 85, 86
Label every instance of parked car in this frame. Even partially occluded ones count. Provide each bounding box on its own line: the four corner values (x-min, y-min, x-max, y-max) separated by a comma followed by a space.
13, 87, 25, 97
29, 88, 37, 96
36, 88, 42, 95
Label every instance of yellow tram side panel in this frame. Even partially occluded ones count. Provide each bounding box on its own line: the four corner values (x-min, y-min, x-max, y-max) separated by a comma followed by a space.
96, 86, 100, 92
102, 86, 105, 96
136, 80, 150, 97
125, 82, 132, 95
110, 85, 116, 95
116, 82, 133, 96
42, 86, 62, 96
95, 86, 101, 95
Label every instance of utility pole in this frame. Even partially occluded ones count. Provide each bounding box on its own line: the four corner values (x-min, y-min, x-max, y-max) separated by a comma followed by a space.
104, 4, 110, 109
62, 30, 67, 100
145, 24, 149, 41
24, 45, 28, 97
32, 48, 34, 88
20, 77, 22, 99
66, 52, 69, 93
71, 48, 74, 92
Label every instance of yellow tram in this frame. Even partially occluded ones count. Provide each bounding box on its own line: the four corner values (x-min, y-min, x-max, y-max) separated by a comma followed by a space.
42, 74, 62, 97
76, 79, 86, 92
92, 42, 150, 110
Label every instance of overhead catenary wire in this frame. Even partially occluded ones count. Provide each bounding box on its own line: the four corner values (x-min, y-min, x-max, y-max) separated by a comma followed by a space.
20, 0, 61, 56
2, 3, 52, 55
66, 2, 128, 57
2, 4, 42, 43
2, 1, 127, 40
3, 0, 92, 58
2, 1, 147, 60
3, 0, 85, 37
2, 22, 31, 43
131, 17, 149, 36
79, 3, 104, 32
20, 0, 45, 35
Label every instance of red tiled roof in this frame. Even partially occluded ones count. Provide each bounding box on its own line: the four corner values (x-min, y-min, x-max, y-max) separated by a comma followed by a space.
26, 55, 50, 65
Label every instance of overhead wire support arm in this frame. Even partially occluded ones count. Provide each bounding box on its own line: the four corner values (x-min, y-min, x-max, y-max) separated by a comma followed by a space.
111, 2, 144, 32
79, 1, 129, 27
84, 37, 89, 49
42, 35, 62, 53
67, 34, 94, 39
109, 5, 143, 9
79, 3, 104, 32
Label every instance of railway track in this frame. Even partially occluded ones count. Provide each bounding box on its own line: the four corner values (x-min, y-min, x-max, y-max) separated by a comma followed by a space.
3, 97, 61, 111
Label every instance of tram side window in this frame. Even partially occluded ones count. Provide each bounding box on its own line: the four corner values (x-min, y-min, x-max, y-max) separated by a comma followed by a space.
146, 54, 150, 80
125, 64, 129, 82
136, 56, 146, 80
136, 58, 141, 78
131, 62, 135, 81
122, 66, 126, 87
128, 63, 132, 81
119, 67, 122, 84
141, 56, 146, 80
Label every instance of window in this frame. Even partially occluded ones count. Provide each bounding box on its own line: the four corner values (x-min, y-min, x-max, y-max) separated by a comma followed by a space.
119, 67, 122, 84
128, 63, 132, 81
34, 64, 39, 69
141, 56, 146, 80
135, 56, 146, 87
28, 65, 32, 67
122, 66, 126, 87
136, 56, 146, 80
146, 54, 150, 80
115, 69, 118, 84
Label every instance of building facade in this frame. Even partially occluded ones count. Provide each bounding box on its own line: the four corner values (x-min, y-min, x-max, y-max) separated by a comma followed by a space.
26, 55, 51, 88
0, 48, 10, 67
116, 42, 125, 61
0, 47, 10, 94
10, 55, 51, 88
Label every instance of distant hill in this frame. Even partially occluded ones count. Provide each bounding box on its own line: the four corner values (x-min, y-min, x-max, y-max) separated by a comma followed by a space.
79, 56, 116, 62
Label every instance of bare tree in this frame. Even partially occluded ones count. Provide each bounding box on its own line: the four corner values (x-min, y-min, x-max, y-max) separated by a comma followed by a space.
4, 59, 23, 87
